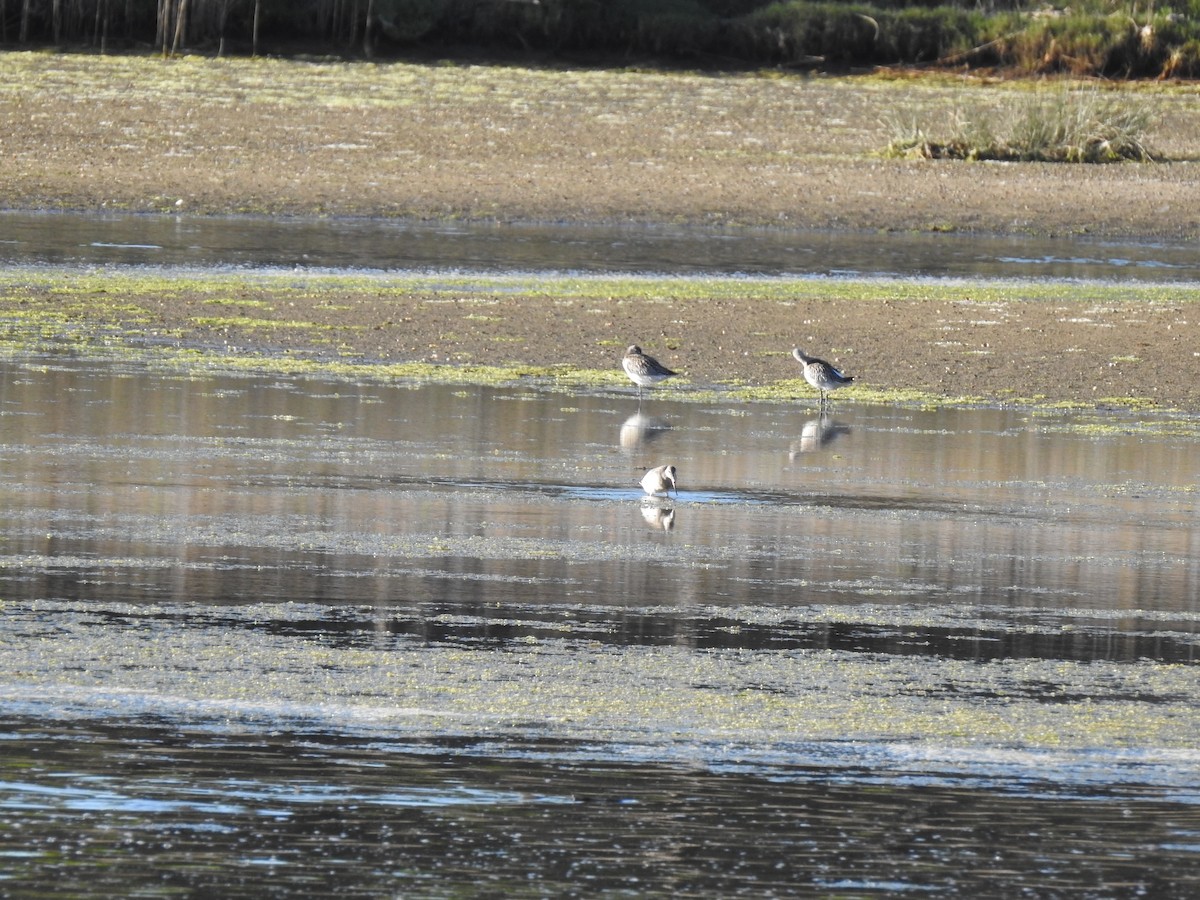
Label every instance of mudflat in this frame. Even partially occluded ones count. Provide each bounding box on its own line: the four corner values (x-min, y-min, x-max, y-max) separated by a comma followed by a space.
2, 52, 1199, 409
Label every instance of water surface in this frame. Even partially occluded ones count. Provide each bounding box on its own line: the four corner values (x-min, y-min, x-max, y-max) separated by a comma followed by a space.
2, 210, 1197, 281
1, 355, 1198, 895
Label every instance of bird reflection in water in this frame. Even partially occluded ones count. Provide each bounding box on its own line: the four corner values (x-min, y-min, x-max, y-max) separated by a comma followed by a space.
640, 504, 676, 532
790, 414, 851, 458
619, 412, 671, 451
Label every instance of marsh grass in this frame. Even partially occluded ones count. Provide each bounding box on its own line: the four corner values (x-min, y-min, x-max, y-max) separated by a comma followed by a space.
883, 88, 1158, 162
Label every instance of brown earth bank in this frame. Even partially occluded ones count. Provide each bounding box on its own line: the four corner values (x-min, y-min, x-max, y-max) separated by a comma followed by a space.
1, 52, 1199, 410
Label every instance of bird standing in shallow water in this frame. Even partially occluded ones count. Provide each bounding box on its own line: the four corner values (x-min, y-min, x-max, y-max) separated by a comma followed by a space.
622, 345, 677, 398
640, 464, 678, 497
792, 348, 854, 407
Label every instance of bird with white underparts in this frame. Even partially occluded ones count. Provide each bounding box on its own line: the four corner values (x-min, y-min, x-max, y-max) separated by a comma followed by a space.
640, 464, 677, 497
792, 348, 854, 407
622, 345, 677, 398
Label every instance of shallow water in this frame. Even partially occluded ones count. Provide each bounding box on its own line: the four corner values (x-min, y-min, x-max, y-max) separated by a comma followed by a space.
2, 209, 1198, 281
4, 720, 1198, 900
1, 355, 1198, 895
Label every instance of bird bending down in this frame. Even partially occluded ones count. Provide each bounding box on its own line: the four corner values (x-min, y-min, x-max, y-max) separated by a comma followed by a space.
640, 464, 678, 497
792, 348, 854, 407
622, 345, 677, 398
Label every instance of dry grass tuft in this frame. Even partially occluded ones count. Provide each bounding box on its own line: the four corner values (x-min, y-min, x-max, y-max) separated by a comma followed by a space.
883, 88, 1158, 162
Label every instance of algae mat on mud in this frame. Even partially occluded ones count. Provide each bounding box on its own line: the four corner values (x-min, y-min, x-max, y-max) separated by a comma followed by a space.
4, 599, 1197, 766
2, 268, 1200, 411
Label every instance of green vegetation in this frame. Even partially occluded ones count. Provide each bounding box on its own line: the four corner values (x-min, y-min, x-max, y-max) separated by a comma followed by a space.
6, 0, 1200, 78
1, 268, 1198, 415
883, 87, 1158, 161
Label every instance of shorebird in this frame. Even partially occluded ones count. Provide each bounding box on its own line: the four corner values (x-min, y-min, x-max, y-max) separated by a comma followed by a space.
792, 348, 854, 407
622, 345, 677, 398
640, 464, 678, 497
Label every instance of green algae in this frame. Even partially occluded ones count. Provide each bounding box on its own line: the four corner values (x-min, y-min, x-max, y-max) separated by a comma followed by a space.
190, 315, 324, 329
3, 266, 1194, 311
1, 266, 1199, 417
4, 597, 1196, 752
202, 298, 274, 308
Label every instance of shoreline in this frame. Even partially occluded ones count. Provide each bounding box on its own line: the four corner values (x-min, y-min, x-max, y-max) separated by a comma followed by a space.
2, 54, 1199, 241
8, 202, 1200, 242
1, 53, 1198, 410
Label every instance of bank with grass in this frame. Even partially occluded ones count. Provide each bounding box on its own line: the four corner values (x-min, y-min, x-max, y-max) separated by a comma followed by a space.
2, 51, 1198, 238
7, 0, 1200, 79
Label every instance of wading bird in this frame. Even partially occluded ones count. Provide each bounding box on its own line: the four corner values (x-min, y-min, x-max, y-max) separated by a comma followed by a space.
640, 464, 678, 497
622, 345, 677, 398
792, 348, 854, 407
